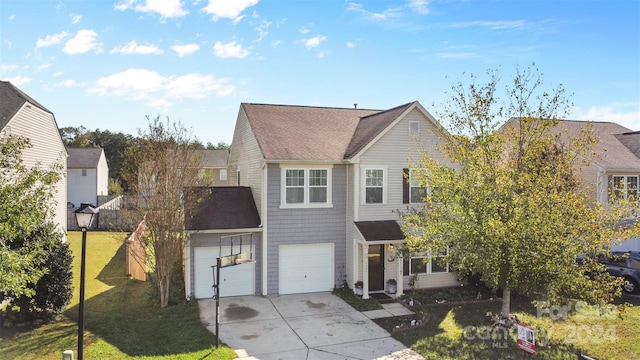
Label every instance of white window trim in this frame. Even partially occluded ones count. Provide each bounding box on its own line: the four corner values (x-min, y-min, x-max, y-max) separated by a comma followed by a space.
407, 248, 449, 275
280, 165, 333, 209
611, 174, 639, 199
362, 166, 388, 205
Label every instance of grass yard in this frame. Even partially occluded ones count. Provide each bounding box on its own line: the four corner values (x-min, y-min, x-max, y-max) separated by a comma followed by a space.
0, 231, 236, 360
375, 290, 640, 360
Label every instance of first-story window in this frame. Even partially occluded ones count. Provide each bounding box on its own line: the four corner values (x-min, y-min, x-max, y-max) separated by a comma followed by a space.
612, 175, 639, 199
281, 166, 332, 207
403, 248, 449, 275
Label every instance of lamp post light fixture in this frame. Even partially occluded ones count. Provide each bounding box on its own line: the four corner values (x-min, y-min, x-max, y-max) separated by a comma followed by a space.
74, 204, 98, 360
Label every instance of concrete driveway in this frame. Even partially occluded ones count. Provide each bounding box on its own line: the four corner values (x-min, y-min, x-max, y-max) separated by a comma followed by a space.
198, 292, 424, 360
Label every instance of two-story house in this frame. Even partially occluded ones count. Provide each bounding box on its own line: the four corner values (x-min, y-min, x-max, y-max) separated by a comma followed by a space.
185, 101, 460, 299
0, 81, 67, 239
67, 147, 109, 208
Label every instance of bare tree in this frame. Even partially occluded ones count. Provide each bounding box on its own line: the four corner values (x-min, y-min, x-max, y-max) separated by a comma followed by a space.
124, 116, 207, 308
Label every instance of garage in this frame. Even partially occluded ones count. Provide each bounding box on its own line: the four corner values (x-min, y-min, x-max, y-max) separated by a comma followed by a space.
194, 246, 255, 298
278, 243, 334, 295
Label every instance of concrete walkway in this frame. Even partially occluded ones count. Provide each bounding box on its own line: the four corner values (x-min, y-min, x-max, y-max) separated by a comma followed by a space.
198, 292, 424, 360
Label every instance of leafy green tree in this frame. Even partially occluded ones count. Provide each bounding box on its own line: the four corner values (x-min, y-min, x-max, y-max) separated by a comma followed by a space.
0, 134, 63, 299
123, 116, 207, 308
401, 66, 632, 316
10, 223, 73, 320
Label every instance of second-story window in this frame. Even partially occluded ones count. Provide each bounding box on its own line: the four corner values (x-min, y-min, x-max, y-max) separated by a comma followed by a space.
612, 175, 639, 200
281, 166, 332, 208
365, 168, 385, 204
409, 169, 428, 203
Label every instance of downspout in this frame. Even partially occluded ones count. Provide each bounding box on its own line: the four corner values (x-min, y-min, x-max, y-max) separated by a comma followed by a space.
185, 234, 191, 300
261, 162, 268, 296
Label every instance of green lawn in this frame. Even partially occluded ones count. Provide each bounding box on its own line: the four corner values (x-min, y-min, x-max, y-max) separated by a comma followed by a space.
380, 292, 640, 360
0, 231, 236, 360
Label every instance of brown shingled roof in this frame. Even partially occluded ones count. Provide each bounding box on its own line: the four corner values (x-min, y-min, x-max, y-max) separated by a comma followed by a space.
186, 187, 261, 230
0, 81, 52, 130
67, 147, 104, 168
354, 220, 405, 241
615, 131, 640, 160
242, 103, 380, 161
344, 102, 415, 159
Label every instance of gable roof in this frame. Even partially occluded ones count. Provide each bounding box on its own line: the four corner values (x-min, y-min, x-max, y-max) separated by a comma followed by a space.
0, 81, 52, 130
196, 149, 228, 168
615, 131, 640, 160
186, 186, 261, 230
552, 120, 640, 170
67, 147, 104, 169
344, 102, 415, 159
241, 103, 380, 161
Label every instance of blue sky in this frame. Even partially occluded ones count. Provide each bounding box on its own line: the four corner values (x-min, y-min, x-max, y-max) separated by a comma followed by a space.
1, 0, 638, 144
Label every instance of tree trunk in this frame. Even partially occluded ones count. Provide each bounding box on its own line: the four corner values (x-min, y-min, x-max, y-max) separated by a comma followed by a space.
159, 273, 170, 308
501, 288, 511, 317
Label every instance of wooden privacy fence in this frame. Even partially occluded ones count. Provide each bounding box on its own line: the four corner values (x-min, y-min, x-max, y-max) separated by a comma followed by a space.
126, 218, 146, 281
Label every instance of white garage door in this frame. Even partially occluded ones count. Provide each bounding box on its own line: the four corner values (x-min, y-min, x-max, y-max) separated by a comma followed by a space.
279, 243, 334, 295
194, 246, 255, 299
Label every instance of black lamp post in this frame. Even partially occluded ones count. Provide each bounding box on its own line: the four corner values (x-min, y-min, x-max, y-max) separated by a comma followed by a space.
74, 204, 98, 360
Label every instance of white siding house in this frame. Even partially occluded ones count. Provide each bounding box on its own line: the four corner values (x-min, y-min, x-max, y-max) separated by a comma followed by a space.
0, 81, 67, 239
67, 147, 109, 207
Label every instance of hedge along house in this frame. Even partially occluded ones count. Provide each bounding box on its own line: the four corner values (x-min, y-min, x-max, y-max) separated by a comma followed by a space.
185, 101, 460, 299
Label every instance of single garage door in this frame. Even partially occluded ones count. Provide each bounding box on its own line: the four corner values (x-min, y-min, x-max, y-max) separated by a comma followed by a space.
194, 246, 255, 299
279, 243, 334, 295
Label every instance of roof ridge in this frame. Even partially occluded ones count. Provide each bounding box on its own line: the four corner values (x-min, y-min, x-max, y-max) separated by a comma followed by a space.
241, 102, 381, 112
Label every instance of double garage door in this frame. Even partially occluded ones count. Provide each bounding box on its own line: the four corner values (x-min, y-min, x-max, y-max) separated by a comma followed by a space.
279, 243, 334, 295
194, 243, 334, 298
193, 246, 255, 299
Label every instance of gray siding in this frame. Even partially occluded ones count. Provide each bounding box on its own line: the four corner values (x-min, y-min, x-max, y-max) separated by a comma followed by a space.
1, 104, 67, 238
228, 107, 265, 214
266, 163, 347, 294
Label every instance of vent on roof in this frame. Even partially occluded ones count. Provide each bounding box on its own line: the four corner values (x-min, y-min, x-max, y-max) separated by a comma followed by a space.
354, 103, 357, 109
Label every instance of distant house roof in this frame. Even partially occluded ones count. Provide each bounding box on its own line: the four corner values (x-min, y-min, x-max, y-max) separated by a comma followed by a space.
241, 103, 380, 161
354, 220, 405, 241
0, 81, 52, 130
186, 187, 261, 231
67, 147, 104, 169
615, 131, 640, 160
196, 149, 228, 168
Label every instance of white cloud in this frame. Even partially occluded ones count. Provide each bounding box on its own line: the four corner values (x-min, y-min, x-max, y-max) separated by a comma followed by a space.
202, 0, 258, 21
301, 35, 327, 49
115, 0, 188, 18
299, 26, 310, 34
111, 40, 164, 55
0, 64, 18, 72
6, 76, 32, 86
347, 2, 403, 21
213, 41, 251, 58
9, 15, 15, 20
36, 31, 70, 49
255, 20, 271, 42
408, 0, 430, 15
346, 41, 356, 48
171, 43, 200, 57
232, 15, 245, 24
70, 14, 82, 24
56, 79, 83, 87
450, 20, 526, 30
573, 103, 640, 131
88, 68, 234, 107
63, 29, 103, 55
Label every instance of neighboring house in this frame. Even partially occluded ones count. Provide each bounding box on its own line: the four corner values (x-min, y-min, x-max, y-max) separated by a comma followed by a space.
504, 118, 640, 251
185, 101, 459, 299
196, 149, 229, 185
0, 81, 67, 239
67, 147, 109, 207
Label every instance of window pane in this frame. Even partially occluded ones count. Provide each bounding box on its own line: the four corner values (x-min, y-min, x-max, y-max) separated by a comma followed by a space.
366, 188, 383, 204
431, 260, 447, 273
366, 169, 383, 186
309, 169, 327, 186
286, 169, 304, 186
411, 258, 427, 274
411, 187, 427, 203
286, 188, 304, 203
309, 187, 327, 203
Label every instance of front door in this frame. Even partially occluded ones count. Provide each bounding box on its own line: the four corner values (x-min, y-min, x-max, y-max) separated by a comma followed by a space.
368, 244, 384, 291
